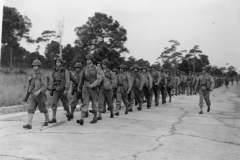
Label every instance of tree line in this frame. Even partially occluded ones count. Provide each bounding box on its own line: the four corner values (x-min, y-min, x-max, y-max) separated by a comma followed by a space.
1, 6, 238, 77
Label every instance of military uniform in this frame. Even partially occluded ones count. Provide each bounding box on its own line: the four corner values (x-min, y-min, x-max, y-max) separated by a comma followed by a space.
98, 60, 117, 119
159, 70, 167, 104
116, 64, 132, 115
69, 63, 83, 119
132, 64, 145, 110
186, 72, 193, 95
50, 58, 71, 123
172, 72, 179, 96
142, 66, 153, 108
195, 66, 214, 114
166, 70, 173, 102
150, 65, 161, 106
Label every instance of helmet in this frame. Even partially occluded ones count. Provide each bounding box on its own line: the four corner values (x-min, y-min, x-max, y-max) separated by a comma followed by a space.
202, 66, 207, 70
129, 66, 133, 70
165, 69, 170, 73
74, 62, 82, 68
141, 66, 147, 70
132, 64, 139, 70
150, 64, 156, 68
55, 57, 63, 63
86, 54, 94, 61
32, 60, 42, 67
119, 64, 126, 69
147, 68, 151, 72
102, 59, 109, 66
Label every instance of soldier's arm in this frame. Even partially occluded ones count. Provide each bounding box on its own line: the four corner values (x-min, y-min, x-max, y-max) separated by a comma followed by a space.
91, 66, 103, 87
148, 73, 153, 89
139, 73, 145, 90
40, 74, 48, 94
126, 74, 132, 92
157, 72, 161, 84
209, 76, 214, 90
78, 68, 85, 90
110, 71, 117, 88
194, 77, 199, 91
64, 70, 70, 91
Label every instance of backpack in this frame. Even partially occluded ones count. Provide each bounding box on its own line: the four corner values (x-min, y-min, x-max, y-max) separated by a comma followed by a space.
31, 72, 53, 92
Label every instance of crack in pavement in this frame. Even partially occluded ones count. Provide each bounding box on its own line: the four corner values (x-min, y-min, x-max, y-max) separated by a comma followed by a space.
0, 154, 43, 160
132, 107, 189, 160
175, 133, 240, 148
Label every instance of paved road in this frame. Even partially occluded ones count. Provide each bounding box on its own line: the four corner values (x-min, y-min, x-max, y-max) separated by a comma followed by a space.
0, 84, 240, 160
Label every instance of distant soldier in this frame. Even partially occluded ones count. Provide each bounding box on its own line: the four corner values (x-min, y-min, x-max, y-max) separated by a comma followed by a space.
77, 54, 103, 125
126, 66, 134, 112
182, 71, 187, 94
172, 71, 179, 96
23, 60, 49, 129
159, 69, 167, 104
69, 62, 83, 119
115, 64, 132, 115
195, 66, 214, 114
166, 70, 173, 103
236, 78, 239, 85
97, 59, 117, 120
142, 66, 153, 108
49, 57, 71, 123
225, 77, 229, 88
192, 72, 197, 95
112, 68, 119, 104
187, 71, 193, 96
230, 78, 234, 86
150, 65, 160, 106
132, 64, 145, 111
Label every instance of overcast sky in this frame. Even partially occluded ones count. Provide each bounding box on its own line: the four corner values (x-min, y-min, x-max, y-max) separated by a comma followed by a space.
3, 0, 240, 71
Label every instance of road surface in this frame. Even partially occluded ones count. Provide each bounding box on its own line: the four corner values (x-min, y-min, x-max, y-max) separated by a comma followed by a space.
0, 84, 240, 160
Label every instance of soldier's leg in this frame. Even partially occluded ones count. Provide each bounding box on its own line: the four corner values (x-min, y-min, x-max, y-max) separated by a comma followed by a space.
24, 95, 37, 129
204, 91, 211, 112
50, 91, 60, 122
98, 87, 105, 119
70, 92, 80, 118
199, 90, 204, 114
104, 89, 114, 117
78, 86, 90, 125
153, 84, 159, 106
115, 87, 122, 115
120, 87, 129, 114
36, 93, 49, 125
143, 87, 151, 108
89, 87, 99, 123
167, 87, 172, 102
60, 92, 71, 121
134, 87, 142, 110
128, 88, 134, 111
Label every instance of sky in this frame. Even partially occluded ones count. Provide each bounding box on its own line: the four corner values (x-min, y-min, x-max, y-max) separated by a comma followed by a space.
2, 0, 240, 72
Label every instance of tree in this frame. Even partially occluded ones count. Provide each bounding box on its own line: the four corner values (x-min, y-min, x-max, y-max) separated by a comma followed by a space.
44, 40, 60, 68
2, 6, 32, 69
93, 45, 124, 68
157, 40, 186, 70
62, 44, 77, 69
74, 12, 129, 56
124, 56, 150, 68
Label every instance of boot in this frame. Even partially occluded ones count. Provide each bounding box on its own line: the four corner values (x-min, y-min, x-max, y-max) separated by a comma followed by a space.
199, 111, 203, 114
23, 124, 32, 129
115, 112, 119, 116
110, 111, 114, 118
207, 106, 210, 112
49, 119, 57, 123
90, 111, 97, 124
85, 112, 89, 118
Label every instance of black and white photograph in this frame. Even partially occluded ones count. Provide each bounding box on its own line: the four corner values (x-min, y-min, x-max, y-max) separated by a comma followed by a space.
0, 0, 240, 159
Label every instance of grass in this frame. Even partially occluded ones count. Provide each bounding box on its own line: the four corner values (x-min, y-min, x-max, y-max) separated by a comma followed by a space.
0, 68, 72, 107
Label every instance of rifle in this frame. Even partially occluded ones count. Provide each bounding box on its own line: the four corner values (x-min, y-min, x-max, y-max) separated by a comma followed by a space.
23, 79, 34, 102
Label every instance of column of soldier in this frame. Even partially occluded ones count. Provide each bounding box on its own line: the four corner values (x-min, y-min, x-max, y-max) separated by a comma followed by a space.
23, 54, 225, 129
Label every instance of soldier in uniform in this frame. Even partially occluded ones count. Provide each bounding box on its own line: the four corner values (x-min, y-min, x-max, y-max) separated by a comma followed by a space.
178, 71, 183, 94
126, 66, 134, 112
187, 71, 193, 96
236, 78, 239, 85
225, 77, 229, 88
142, 66, 153, 109
97, 59, 117, 120
115, 64, 131, 115
150, 65, 161, 106
69, 62, 83, 119
132, 64, 145, 111
172, 71, 179, 96
112, 68, 119, 105
159, 69, 167, 104
195, 66, 214, 114
182, 71, 187, 94
166, 70, 173, 102
192, 72, 197, 95
77, 54, 103, 125
49, 57, 71, 123
23, 60, 49, 129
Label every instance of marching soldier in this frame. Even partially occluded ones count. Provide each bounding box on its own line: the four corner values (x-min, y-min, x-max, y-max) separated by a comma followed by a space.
195, 66, 214, 114
187, 71, 193, 96
150, 65, 160, 106
159, 69, 167, 104
126, 66, 134, 112
132, 64, 145, 111
225, 77, 229, 88
115, 64, 132, 115
166, 70, 173, 103
112, 68, 119, 104
172, 71, 179, 96
97, 59, 117, 120
192, 72, 197, 95
23, 60, 49, 129
77, 54, 103, 125
142, 66, 153, 108
49, 57, 71, 123
182, 71, 187, 94
69, 62, 83, 119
